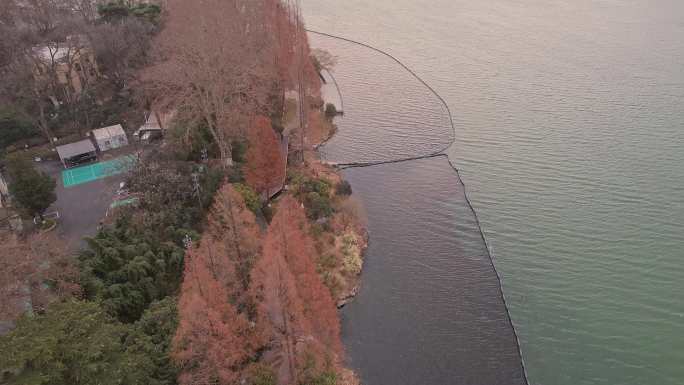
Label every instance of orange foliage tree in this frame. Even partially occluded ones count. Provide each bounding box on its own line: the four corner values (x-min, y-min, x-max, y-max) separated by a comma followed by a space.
245, 116, 286, 197
206, 184, 262, 310
173, 184, 264, 384
251, 196, 342, 383
173, 247, 258, 385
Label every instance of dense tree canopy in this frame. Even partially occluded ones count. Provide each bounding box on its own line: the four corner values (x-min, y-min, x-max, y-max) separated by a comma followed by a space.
129, 297, 180, 385
0, 300, 158, 385
80, 216, 185, 323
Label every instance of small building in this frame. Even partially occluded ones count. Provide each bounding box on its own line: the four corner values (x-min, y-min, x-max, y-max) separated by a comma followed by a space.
56, 139, 98, 168
133, 111, 164, 142
133, 109, 176, 142
91, 124, 129, 152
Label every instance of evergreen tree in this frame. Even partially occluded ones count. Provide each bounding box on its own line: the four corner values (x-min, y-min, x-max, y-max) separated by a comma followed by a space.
130, 297, 180, 385
5, 154, 56, 220
0, 301, 159, 385
0, 107, 37, 153
80, 216, 185, 323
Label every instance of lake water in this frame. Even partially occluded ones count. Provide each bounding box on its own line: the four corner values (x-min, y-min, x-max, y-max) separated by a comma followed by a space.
304, 1, 684, 384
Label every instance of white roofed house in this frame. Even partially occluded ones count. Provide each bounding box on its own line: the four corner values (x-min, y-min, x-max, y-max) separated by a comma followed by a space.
91, 124, 129, 152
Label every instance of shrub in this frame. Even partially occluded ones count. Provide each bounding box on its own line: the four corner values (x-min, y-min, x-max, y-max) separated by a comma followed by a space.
4, 154, 56, 220
129, 3, 162, 24
304, 192, 333, 220
227, 165, 244, 183
234, 183, 261, 214
261, 203, 275, 223
98, 2, 130, 22
98, 1, 161, 24
287, 169, 306, 188
231, 139, 248, 163
309, 372, 337, 385
318, 253, 337, 271
288, 173, 335, 219
0, 107, 37, 153
299, 355, 338, 385
335, 180, 352, 196
310, 223, 325, 239
271, 119, 285, 135
325, 103, 338, 118
248, 364, 276, 385
170, 120, 219, 162
302, 177, 332, 197
342, 234, 363, 275
199, 166, 225, 209
311, 55, 322, 72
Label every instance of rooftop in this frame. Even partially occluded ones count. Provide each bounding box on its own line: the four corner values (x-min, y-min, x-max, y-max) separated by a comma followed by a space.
56, 139, 96, 160
92, 124, 126, 140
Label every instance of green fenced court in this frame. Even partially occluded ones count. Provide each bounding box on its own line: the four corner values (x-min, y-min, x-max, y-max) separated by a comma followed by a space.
62, 155, 136, 188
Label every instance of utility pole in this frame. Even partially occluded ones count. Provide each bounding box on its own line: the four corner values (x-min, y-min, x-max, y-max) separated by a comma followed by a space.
294, 0, 307, 164
192, 172, 202, 209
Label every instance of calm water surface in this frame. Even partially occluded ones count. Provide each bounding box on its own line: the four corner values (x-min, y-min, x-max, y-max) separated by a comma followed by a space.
305, 1, 684, 384
312, 33, 526, 384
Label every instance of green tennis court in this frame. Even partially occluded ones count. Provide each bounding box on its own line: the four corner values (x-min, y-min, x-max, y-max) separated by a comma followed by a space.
62, 155, 136, 188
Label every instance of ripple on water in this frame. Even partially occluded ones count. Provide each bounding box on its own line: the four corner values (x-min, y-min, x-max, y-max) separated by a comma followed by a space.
310, 34, 454, 164
341, 157, 527, 385
310, 34, 528, 385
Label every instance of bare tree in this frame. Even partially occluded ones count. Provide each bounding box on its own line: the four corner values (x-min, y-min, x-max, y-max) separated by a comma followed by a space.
0, 231, 78, 322
87, 17, 152, 89
0, 0, 97, 139
145, 0, 280, 167
1, 48, 58, 143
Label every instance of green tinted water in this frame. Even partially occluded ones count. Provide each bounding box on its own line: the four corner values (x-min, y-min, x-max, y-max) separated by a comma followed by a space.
304, 1, 684, 384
